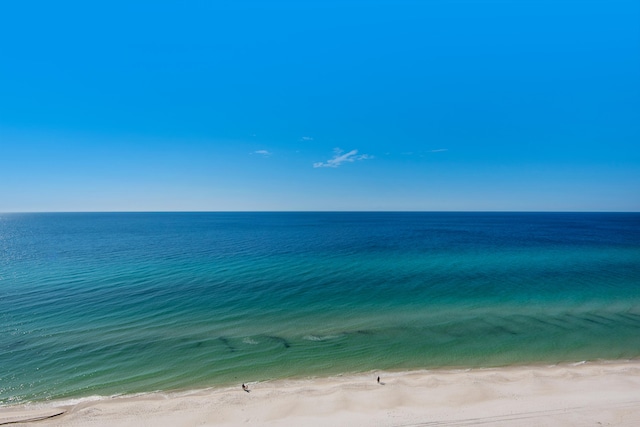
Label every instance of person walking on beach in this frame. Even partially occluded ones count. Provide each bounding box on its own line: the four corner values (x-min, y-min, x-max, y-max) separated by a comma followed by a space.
242, 383, 249, 392
377, 376, 380, 384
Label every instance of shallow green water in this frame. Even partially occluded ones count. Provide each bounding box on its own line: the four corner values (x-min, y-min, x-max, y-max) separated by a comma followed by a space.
1, 212, 639, 405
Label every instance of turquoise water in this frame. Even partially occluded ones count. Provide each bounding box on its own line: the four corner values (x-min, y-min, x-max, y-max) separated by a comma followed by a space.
1, 212, 640, 405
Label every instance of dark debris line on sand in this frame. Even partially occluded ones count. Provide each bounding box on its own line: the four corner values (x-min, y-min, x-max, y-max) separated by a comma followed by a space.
0, 410, 66, 426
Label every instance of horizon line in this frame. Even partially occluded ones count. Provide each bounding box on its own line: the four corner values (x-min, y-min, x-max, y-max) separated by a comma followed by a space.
2, 210, 639, 214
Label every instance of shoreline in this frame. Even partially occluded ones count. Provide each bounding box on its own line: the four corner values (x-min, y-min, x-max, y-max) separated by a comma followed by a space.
3, 360, 640, 426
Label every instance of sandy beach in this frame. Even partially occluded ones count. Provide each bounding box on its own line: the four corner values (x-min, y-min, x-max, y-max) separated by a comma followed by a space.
3, 361, 640, 427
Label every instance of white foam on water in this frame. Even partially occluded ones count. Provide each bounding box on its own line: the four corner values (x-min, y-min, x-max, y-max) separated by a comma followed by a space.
303, 334, 340, 342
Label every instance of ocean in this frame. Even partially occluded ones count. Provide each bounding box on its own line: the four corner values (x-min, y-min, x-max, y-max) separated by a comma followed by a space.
1, 212, 639, 406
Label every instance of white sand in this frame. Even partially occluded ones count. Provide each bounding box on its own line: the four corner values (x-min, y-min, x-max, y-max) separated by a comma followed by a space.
4, 361, 640, 426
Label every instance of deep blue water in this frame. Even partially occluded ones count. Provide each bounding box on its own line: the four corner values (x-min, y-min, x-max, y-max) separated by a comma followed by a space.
1, 212, 639, 405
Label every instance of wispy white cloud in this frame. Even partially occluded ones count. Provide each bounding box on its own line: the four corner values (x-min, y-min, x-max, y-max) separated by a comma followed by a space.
252, 150, 272, 157
300, 136, 314, 141
313, 148, 373, 168
430, 148, 448, 153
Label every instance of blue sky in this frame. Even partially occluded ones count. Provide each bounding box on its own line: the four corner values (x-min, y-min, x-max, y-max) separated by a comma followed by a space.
1, 0, 639, 211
